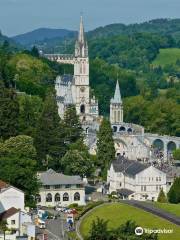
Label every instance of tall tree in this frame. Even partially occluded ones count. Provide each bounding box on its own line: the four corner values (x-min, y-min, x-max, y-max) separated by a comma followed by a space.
168, 177, 180, 204
34, 92, 66, 169
0, 135, 39, 206
63, 104, 83, 144
18, 94, 43, 137
0, 81, 19, 139
61, 139, 93, 177
157, 188, 167, 203
97, 118, 115, 177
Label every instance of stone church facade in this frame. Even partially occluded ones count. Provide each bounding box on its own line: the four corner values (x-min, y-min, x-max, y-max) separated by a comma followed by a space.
44, 17, 180, 162
55, 16, 99, 122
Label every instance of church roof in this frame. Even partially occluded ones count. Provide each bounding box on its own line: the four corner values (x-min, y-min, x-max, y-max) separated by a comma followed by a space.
56, 75, 73, 86
111, 80, 122, 104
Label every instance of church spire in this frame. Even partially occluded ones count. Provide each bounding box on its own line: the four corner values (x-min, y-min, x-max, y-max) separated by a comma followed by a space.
79, 15, 85, 43
111, 80, 122, 104
75, 16, 88, 57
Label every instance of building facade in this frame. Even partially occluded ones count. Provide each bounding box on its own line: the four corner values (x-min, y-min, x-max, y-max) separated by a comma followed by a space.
0, 180, 35, 240
54, 16, 99, 122
107, 156, 167, 201
36, 169, 86, 207
0, 180, 24, 214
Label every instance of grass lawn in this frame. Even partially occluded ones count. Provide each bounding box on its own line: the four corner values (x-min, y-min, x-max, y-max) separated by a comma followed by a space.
153, 202, 180, 217
80, 203, 180, 240
153, 48, 180, 66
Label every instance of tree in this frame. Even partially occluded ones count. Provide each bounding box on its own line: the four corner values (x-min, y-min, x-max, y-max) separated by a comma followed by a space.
34, 92, 66, 169
0, 155, 39, 207
97, 118, 115, 177
0, 82, 19, 139
63, 104, 83, 144
157, 188, 167, 203
61, 139, 93, 177
0, 135, 36, 159
168, 177, 180, 203
18, 94, 43, 137
87, 217, 110, 240
0, 220, 8, 240
173, 149, 180, 160
0, 135, 39, 206
87, 218, 158, 240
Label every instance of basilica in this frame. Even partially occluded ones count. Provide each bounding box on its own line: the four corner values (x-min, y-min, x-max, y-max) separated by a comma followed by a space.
44, 17, 180, 163
55, 16, 99, 123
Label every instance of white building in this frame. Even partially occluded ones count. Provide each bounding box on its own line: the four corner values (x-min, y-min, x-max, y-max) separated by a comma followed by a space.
36, 169, 86, 207
0, 180, 24, 214
107, 156, 167, 201
0, 180, 35, 240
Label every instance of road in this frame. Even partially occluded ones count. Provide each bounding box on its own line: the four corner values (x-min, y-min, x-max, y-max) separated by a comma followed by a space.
122, 200, 180, 226
46, 212, 67, 240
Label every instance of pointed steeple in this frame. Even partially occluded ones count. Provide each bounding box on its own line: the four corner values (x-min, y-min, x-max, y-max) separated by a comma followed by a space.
111, 80, 122, 104
79, 16, 85, 43
75, 16, 88, 57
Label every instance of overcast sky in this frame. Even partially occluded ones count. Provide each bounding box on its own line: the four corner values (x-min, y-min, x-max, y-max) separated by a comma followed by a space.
0, 0, 180, 37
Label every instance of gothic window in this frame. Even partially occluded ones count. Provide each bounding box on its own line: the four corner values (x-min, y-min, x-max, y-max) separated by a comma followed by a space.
118, 111, 120, 122
80, 104, 85, 114
63, 192, 69, 201
55, 193, 60, 202
46, 193, 52, 202
35, 194, 41, 203
80, 63, 82, 74
74, 192, 80, 201
83, 62, 86, 74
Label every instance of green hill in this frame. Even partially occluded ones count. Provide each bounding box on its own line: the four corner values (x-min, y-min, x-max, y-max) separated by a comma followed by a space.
153, 48, 180, 66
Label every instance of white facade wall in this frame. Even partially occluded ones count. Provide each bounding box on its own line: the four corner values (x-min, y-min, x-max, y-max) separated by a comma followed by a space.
108, 165, 167, 201
38, 187, 85, 207
0, 187, 24, 213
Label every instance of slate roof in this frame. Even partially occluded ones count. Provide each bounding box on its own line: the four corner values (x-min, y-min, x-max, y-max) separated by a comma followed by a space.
112, 155, 148, 176
117, 188, 134, 196
39, 169, 83, 186
111, 80, 122, 104
0, 207, 19, 220
60, 74, 73, 86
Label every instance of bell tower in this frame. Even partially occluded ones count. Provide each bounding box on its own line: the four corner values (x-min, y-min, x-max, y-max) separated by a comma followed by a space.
74, 16, 90, 116
110, 80, 123, 124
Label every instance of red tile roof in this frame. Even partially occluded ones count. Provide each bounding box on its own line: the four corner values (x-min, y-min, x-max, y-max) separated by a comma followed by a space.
0, 207, 19, 220
0, 180, 8, 190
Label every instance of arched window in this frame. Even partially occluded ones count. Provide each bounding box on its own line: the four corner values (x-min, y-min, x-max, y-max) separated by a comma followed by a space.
46, 193, 52, 202
80, 104, 85, 114
74, 192, 80, 201
113, 126, 117, 132
63, 192, 69, 201
127, 128, 132, 133
54, 193, 60, 202
35, 194, 41, 203
119, 126, 126, 132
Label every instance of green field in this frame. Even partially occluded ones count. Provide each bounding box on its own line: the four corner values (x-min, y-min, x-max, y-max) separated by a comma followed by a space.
80, 203, 180, 240
153, 48, 180, 66
153, 202, 180, 217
